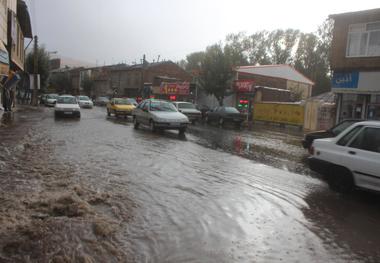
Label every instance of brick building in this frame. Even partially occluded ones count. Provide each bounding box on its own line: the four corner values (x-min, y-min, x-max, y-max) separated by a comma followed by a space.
84, 61, 192, 100
329, 8, 380, 122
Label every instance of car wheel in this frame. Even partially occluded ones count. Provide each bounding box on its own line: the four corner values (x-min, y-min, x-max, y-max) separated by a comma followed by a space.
107, 109, 111, 116
133, 116, 139, 129
54, 111, 58, 118
179, 127, 186, 134
149, 120, 156, 132
77, 112, 81, 118
327, 166, 355, 193
219, 118, 224, 127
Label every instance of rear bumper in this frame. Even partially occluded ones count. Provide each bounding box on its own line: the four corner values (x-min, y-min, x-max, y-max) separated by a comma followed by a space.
115, 110, 132, 115
55, 110, 80, 117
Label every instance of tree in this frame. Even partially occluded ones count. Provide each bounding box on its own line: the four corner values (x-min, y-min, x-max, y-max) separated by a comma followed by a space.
200, 44, 234, 106
81, 74, 94, 96
49, 72, 72, 94
25, 45, 50, 93
185, 51, 205, 72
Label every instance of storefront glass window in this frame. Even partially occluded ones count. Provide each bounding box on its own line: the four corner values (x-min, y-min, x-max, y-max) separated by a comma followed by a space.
367, 105, 380, 120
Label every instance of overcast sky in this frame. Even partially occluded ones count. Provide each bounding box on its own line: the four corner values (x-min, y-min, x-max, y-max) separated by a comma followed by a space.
25, 0, 379, 65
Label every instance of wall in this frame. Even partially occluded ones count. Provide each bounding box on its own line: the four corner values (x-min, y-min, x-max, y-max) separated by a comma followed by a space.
287, 80, 312, 100
8, 11, 24, 70
238, 72, 287, 90
0, 0, 7, 44
331, 10, 380, 71
253, 103, 305, 126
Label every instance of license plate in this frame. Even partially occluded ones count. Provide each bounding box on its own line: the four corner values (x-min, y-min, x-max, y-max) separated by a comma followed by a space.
64, 111, 73, 115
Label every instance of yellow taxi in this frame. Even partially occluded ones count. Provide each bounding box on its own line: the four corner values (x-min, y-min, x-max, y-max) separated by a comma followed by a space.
107, 98, 136, 118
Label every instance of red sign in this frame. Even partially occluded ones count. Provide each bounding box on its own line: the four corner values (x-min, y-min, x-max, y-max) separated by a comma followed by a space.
234, 80, 254, 93
160, 82, 190, 95
169, 95, 177, 101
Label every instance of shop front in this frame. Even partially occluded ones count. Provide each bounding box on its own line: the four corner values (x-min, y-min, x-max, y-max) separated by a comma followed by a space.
333, 71, 380, 122
152, 81, 191, 102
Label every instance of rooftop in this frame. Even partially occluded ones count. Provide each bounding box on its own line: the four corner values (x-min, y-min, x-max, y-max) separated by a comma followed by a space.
236, 64, 314, 85
329, 8, 380, 19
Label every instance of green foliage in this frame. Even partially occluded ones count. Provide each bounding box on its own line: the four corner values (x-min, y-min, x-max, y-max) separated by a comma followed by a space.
25, 45, 50, 92
49, 72, 72, 94
185, 51, 205, 72
185, 19, 334, 98
200, 44, 235, 106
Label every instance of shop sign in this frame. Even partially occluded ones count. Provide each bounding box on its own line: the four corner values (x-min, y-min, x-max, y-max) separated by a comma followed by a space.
159, 82, 190, 95
332, 72, 359, 89
234, 80, 254, 92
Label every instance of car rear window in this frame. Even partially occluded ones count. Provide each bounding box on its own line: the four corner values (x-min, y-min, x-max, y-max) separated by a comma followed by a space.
178, 103, 195, 109
57, 97, 77, 104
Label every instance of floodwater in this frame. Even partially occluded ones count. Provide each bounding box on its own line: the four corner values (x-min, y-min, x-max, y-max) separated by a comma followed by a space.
1, 107, 380, 262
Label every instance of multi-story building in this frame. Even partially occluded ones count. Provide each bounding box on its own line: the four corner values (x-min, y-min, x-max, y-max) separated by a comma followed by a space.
330, 8, 380, 122
6, 0, 32, 71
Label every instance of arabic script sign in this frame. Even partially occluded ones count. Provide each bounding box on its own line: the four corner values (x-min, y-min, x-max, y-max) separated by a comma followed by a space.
332, 72, 359, 89
234, 80, 254, 92
159, 82, 190, 95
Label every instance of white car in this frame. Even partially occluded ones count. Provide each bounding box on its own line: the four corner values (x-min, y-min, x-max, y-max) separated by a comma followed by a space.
45, 94, 59, 107
76, 95, 94, 108
54, 95, 81, 118
132, 99, 190, 134
172, 101, 202, 123
309, 121, 380, 193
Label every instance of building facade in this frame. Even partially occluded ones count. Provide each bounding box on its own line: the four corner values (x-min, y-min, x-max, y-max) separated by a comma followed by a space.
330, 8, 380, 122
83, 61, 192, 100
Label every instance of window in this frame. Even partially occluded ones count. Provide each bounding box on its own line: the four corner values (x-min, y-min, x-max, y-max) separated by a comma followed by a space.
337, 125, 363, 146
347, 22, 380, 57
349, 127, 380, 153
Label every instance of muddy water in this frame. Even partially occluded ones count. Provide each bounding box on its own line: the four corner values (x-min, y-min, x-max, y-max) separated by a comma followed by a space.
2, 107, 380, 262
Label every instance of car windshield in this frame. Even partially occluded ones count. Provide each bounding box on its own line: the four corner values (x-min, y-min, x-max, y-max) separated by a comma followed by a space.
150, 101, 177, 112
47, 94, 58, 99
331, 120, 358, 135
114, 98, 132, 105
178, 103, 195, 109
79, 96, 90, 100
224, 107, 239, 113
57, 97, 77, 104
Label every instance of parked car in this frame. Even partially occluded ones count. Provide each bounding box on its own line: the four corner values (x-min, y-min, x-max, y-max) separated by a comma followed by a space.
302, 119, 363, 152
76, 95, 94, 108
45, 94, 59, 107
95, 96, 109, 106
205, 106, 245, 127
172, 101, 202, 123
106, 98, 136, 117
132, 99, 189, 134
54, 95, 81, 118
309, 121, 380, 193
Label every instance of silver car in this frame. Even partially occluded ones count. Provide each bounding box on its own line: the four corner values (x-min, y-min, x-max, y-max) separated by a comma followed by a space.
132, 99, 190, 134
76, 95, 94, 108
172, 101, 202, 123
45, 94, 59, 107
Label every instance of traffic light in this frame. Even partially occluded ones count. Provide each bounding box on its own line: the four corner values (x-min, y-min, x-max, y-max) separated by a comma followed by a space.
238, 98, 249, 110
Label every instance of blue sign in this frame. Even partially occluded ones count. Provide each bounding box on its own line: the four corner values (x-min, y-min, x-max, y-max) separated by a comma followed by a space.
332, 72, 359, 89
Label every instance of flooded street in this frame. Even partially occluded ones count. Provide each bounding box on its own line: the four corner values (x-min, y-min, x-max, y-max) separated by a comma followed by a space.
1, 107, 380, 262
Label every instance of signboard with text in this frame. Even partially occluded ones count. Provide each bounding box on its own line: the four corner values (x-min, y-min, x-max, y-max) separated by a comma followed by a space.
234, 79, 254, 93
332, 72, 359, 89
159, 82, 190, 95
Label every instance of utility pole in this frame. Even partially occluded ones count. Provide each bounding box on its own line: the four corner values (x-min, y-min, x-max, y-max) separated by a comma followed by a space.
32, 35, 38, 106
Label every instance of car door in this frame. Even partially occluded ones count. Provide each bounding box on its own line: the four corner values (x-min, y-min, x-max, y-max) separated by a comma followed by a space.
340, 126, 380, 191
140, 101, 151, 125
135, 101, 146, 123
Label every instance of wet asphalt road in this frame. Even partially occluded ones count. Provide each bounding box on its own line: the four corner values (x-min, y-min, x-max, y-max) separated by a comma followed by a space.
1, 106, 380, 262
